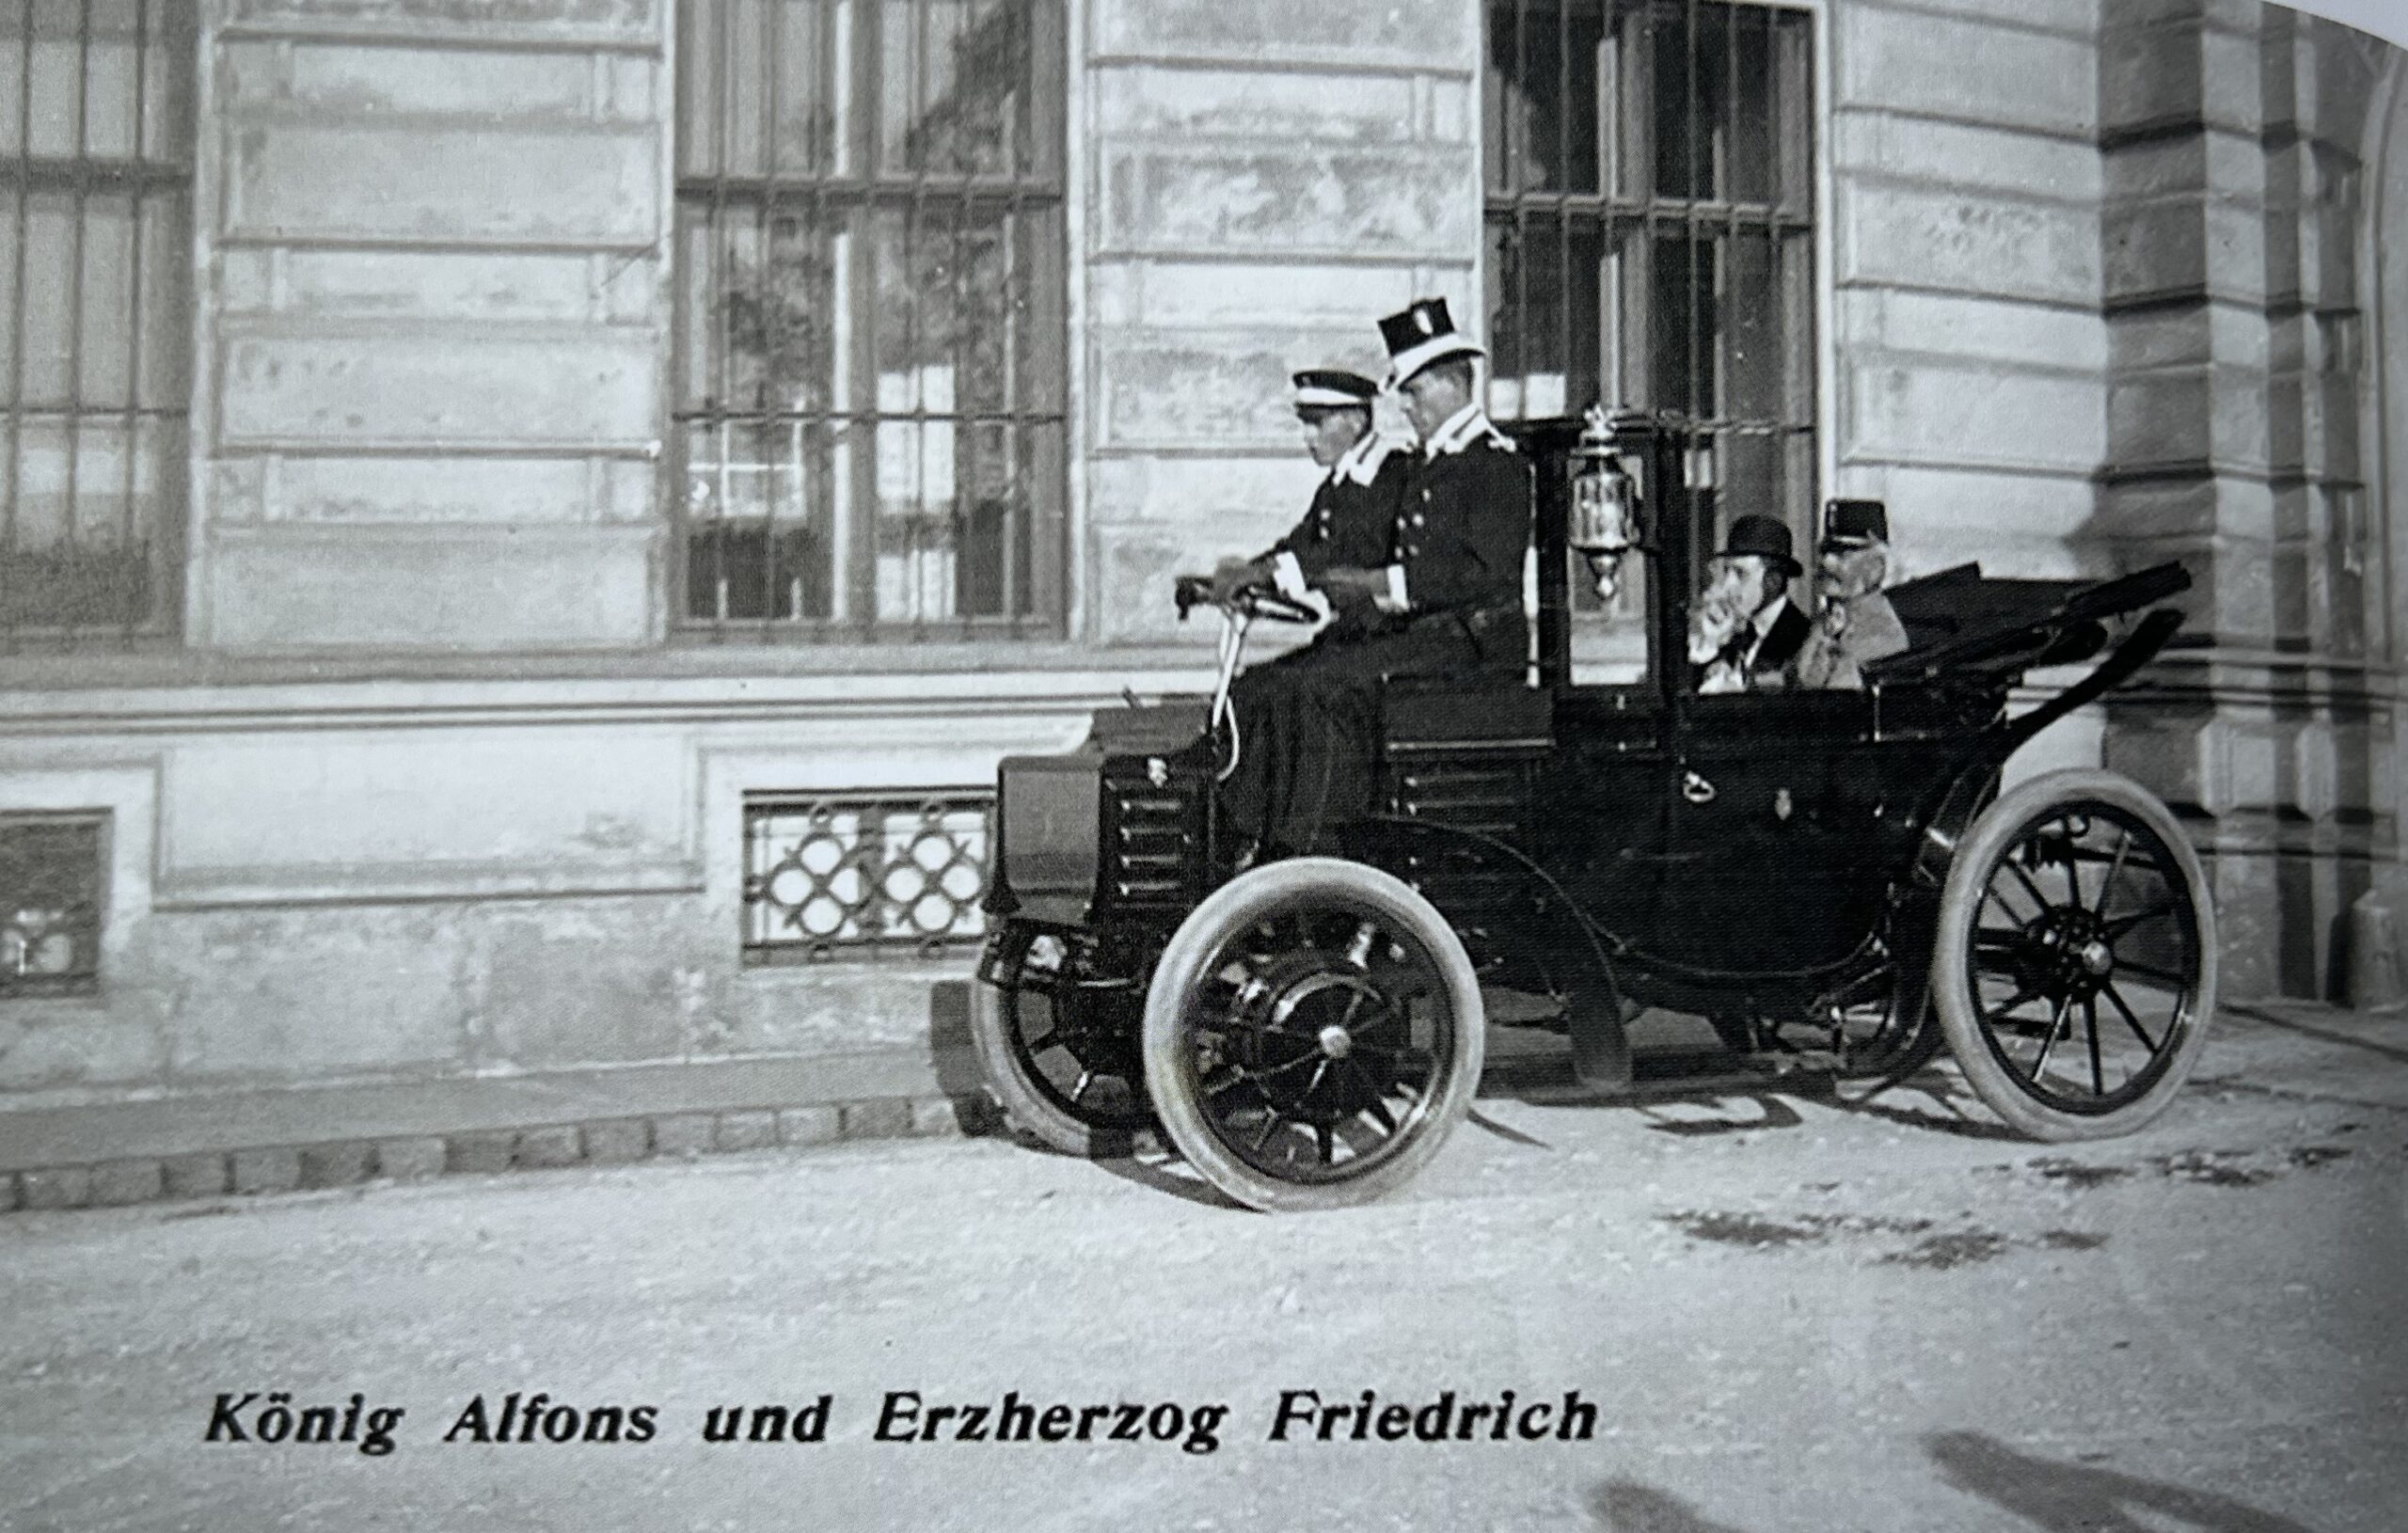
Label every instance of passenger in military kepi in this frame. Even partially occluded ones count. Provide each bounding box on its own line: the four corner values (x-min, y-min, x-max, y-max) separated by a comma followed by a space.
1792, 498, 1911, 690
1218, 299, 1535, 857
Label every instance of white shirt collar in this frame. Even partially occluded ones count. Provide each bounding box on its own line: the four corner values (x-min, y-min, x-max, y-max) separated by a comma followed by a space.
1329, 430, 1393, 487
1421, 403, 1489, 458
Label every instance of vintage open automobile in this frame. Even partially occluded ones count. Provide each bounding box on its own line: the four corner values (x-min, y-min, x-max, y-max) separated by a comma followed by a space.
969, 409, 2216, 1211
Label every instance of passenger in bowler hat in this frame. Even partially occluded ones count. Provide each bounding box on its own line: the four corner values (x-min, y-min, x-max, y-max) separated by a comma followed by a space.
1219, 300, 1535, 857
1792, 498, 1911, 689
1688, 513, 1811, 693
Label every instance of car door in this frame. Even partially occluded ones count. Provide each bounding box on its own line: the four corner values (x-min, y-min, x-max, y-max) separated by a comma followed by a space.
1650, 689, 1890, 974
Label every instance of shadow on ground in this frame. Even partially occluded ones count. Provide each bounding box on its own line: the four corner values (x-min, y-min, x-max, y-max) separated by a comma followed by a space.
1587, 1480, 1752, 1532
1586, 1434, 2321, 1532
1924, 1430, 2321, 1533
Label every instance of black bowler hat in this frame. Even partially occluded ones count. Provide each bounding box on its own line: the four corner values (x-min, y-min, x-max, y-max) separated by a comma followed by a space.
1714, 514, 1802, 578
1291, 369, 1380, 413
1822, 498, 1889, 547
1377, 298, 1484, 387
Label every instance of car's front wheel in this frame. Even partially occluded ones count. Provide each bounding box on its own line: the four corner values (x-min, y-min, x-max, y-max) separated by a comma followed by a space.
1142, 859, 1483, 1211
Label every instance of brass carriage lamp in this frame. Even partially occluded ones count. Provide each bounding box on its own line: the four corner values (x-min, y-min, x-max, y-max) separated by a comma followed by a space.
1569, 404, 1646, 598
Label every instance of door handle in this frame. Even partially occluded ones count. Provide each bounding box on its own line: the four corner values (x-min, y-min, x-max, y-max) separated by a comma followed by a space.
1681, 770, 1716, 804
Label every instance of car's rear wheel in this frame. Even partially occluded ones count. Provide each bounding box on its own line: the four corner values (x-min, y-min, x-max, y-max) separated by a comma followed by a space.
972, 925, 1154, 1156
1142, 859, 1483, 1211
1932, 769, 2216, 1140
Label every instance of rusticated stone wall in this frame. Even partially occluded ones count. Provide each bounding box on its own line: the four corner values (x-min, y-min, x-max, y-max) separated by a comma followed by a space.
1080, 0, 1481, 644
1824, 0, 2111, 584
193, 0, 669, 651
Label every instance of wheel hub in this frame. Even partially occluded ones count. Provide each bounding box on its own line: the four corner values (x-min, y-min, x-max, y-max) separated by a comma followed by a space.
2024, 907, 2115, 998
1239, 963, 1392, 1120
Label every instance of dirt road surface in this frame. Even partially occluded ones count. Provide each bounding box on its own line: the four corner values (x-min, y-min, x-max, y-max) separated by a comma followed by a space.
6, 1007, 2404, 1531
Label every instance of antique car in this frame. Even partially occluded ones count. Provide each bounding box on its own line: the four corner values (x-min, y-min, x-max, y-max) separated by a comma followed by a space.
969, 410, 2216, 1211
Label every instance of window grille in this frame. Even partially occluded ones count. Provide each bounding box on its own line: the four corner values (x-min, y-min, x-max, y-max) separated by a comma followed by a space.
673, 0, 1067, 641
743, 792, 990, 958
1484, 0, 1815, 573
0, 813, 103, 998
0, 0, 193, 648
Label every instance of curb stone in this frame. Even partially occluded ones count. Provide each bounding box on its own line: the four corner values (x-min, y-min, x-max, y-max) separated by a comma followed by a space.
0, 1093, 991, 1221
23, 1165, 89, 1210
300, 1142, 374, 1190
230, 1147, 301, 1196
165, 1152, 230, 1199
374, 1138, 447, 1181
94, 1160, 166, 1207
515, 1126, 584, 1169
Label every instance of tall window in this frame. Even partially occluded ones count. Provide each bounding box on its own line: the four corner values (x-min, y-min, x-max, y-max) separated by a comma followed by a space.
1485, 0, 1815, 549
674, 0, 1067, 641
0, 0, 192, 647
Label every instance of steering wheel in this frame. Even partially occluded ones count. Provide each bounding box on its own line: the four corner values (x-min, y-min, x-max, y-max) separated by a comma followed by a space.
1232, 582, 1321, 624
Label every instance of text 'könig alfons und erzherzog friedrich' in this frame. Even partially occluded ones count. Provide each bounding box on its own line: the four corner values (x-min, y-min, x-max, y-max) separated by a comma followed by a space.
202, 1387, 1600, 1458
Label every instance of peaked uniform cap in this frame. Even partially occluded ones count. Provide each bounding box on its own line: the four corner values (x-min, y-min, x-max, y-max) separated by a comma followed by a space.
1378, 298, 1485, 387
1715, 514, 1802, 578
1291, 368, 1381, 411
1822, 498, 1890, 545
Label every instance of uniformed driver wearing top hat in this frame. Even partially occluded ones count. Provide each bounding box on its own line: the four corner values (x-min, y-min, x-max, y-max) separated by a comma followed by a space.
1219, 299, 1536, 856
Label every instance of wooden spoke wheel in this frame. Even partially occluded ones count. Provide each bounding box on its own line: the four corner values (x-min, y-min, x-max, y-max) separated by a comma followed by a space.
971, 925, 1154, 1156
1932, 769, 2216, 1140
1142, 859, 1484, 1212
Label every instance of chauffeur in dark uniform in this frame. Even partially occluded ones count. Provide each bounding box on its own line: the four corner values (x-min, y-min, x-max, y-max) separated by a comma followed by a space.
1211, 369, 1409, 633
1222, 300, 1534, 856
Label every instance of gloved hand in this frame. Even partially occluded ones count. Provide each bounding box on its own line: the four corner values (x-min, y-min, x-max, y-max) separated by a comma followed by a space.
1210, 556, 1264, 602
1313, 565, 1388, 617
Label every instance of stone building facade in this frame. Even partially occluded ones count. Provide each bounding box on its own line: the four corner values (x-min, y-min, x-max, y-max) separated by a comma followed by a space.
0, 0, 2400, 1107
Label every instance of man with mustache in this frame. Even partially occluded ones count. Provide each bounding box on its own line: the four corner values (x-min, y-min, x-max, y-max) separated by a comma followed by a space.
1792, 498, 1910, 690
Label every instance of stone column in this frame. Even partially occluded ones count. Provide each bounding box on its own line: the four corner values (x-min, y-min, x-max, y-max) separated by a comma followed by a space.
2096, 0, 2393, 998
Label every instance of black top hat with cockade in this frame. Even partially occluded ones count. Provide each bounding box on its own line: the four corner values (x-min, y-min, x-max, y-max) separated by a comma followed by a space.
1377, 298, 1485, 387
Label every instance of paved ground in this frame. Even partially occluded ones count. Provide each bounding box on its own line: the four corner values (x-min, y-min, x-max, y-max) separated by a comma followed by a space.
4, 1004, 2404, 1532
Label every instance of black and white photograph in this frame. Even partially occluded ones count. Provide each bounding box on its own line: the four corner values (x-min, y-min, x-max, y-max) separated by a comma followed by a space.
4, 0, 2406, 1526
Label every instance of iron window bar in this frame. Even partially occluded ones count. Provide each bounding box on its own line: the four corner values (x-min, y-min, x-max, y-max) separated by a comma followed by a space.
673, 0, 1067, 645
1484, 0, 1816, 585
0, 813, 104, 1000
0, 0, 193, 651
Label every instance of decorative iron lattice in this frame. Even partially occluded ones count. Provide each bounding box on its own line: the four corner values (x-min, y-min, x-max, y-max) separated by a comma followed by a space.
744, 793, 990, 957
0, 813, 103, 997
